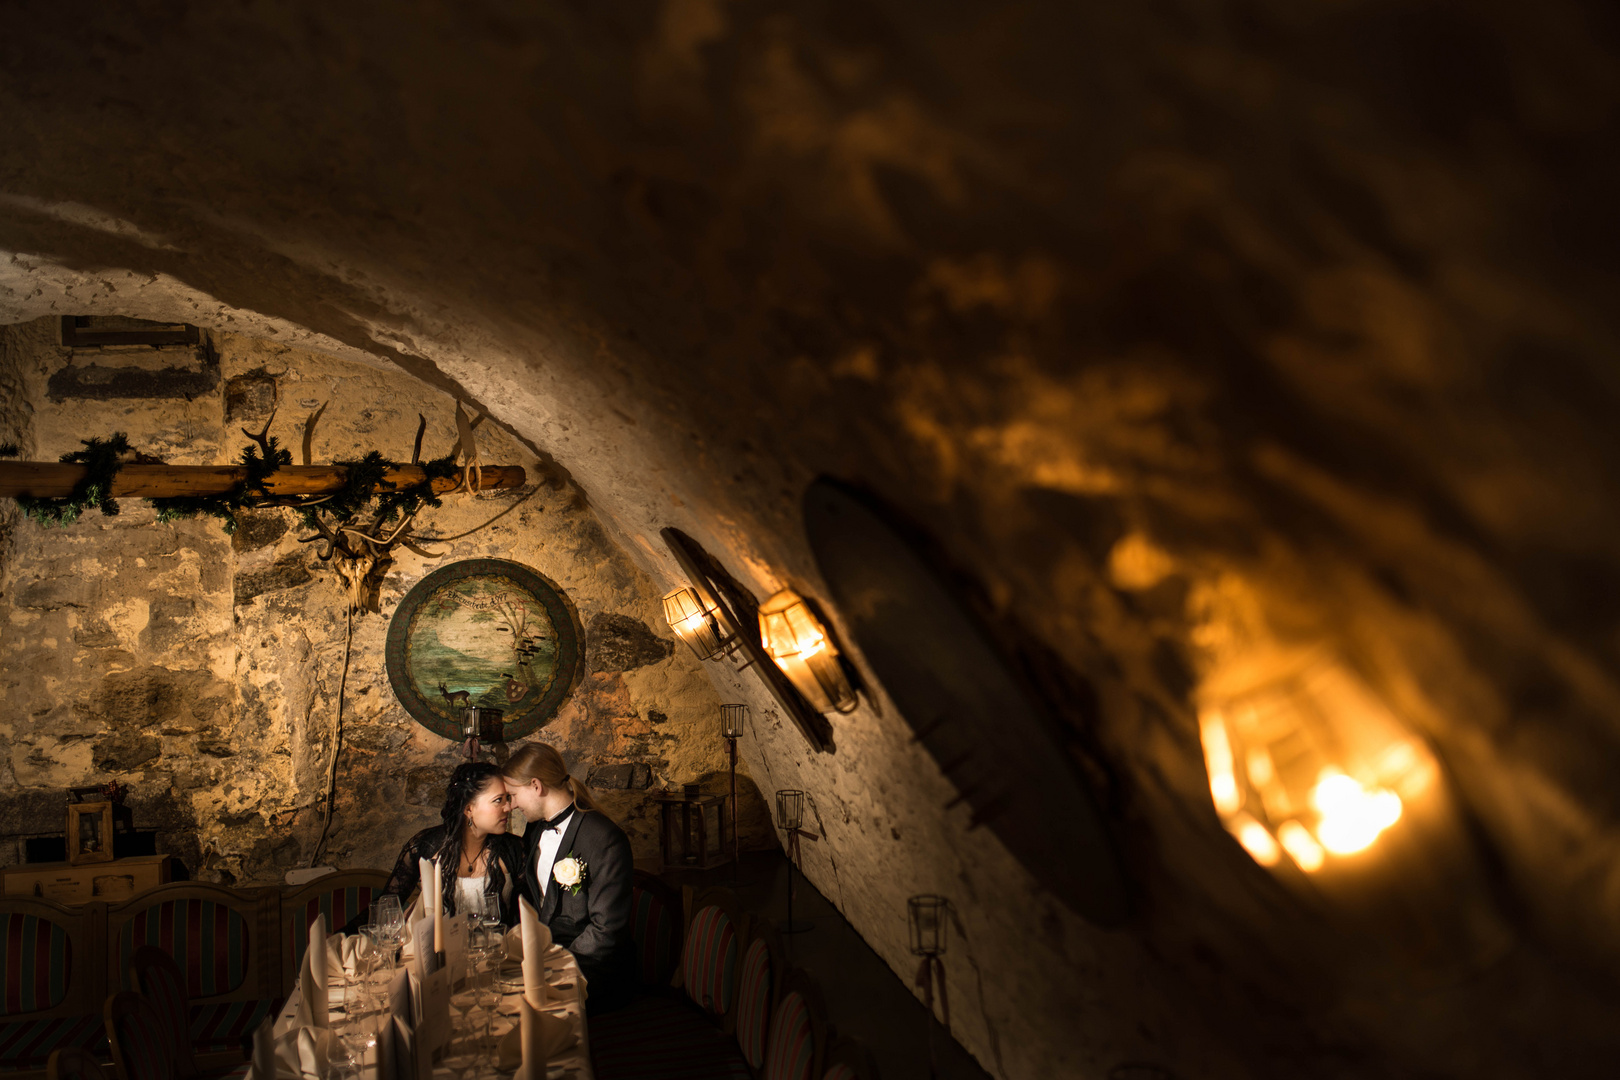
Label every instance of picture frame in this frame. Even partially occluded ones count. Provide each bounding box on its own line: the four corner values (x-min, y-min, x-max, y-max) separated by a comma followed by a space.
67, 800, 115, 866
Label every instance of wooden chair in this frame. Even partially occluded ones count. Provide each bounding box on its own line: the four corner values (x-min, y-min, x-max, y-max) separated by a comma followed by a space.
105, 883, 280, 1069
103, 993, 173, 1080
627, 870, 682, 991
0, 896, 109, 1077
277, 869, 389, 998
679, 887, 744, 1030
45, 1046, 111, 1080
762, 970, 829, 1080
733, 920, 786, 1072
128, 946, 201, 1078
822, 1036, 881, 1080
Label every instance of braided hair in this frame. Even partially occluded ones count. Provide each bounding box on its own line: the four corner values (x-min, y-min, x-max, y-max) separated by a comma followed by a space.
435, 761, 506, 917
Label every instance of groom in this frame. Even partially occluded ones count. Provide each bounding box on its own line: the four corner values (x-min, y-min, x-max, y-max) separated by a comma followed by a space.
501, 744, 638, 1015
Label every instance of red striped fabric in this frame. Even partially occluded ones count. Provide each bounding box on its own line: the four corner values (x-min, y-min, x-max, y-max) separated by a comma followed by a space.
189, 997, 284, 1053
0, 1015, 107, 1070
285, 886, 374, 975
764, 991, 814, 1080
734, 938, 772, 1068
0, 913, 71, 1016
118, 901, 247, 998
630, 887, 677, 986
680, 906, 736, 1017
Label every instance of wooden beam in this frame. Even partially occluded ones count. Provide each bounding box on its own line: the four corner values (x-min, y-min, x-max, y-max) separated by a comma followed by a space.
0, 462, 527, 499
661, 526, 835, 754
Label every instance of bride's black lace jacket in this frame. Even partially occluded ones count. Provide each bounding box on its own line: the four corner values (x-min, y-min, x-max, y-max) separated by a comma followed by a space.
351, 825, 535, 932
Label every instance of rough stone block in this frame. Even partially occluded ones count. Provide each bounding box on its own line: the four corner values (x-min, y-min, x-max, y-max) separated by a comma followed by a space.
93, 732, 162, 772
586, 762, 652, 790
224, 371, 277, 420
234, 553, 313, 604
586, 612, 673, 672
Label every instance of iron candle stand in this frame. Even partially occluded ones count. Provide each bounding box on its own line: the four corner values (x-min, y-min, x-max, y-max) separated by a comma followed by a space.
775, 789, 816, 934
720, 705, 747, 881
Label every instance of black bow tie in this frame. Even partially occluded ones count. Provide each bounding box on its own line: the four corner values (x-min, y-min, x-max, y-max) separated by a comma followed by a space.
535, 806, 574, 832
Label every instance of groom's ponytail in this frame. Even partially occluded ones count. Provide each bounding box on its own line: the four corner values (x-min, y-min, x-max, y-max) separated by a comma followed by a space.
504, 741, 611, 822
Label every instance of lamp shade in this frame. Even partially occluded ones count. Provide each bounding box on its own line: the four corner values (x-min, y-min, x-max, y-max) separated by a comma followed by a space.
719, 703, 747, 739
1199, 651, 1437, 874
775, 788, 805, 831
908, 895, 948, 957
759, 589, 857, 714
663, 586, 730, 660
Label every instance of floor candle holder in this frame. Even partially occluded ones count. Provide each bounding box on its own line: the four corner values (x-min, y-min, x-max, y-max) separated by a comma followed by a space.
776, 789, 817, 934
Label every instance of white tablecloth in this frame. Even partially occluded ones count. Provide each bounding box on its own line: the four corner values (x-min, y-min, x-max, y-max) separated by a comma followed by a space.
277, 946, 592, 1080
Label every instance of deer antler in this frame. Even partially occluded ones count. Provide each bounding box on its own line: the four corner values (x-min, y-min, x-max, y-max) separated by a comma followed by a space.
301, 402, 329, 467
297, 510, 344, 561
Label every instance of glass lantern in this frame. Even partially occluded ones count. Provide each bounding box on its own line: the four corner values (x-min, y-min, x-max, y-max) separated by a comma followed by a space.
662, 586, 731, 660
759, 589, 857, 714
908, 895, 948, 957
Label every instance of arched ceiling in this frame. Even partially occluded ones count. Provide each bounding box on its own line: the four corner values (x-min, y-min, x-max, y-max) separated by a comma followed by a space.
4, 3, 1620, 1077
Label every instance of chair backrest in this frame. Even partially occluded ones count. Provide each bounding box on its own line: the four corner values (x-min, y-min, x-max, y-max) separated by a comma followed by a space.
0, 897, 101, 1021
628, 870, 681, 988
822, 1037, 880, 1080
129, 945, 200, 1078
679, 887, 742, 1024
47, 1046, 112, 1080
105, 990, 175, 1080
278, 870, 388, 996
763, 970, 828, 1080
105, 882, 277, 1003
734, 921, 785, 1069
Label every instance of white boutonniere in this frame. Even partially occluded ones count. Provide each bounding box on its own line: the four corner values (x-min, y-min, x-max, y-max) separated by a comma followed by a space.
553, 853, 587, 896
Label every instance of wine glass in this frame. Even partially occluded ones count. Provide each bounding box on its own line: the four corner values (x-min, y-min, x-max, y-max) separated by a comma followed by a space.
336, 1022, 376, 1080
369, 898, 403, 973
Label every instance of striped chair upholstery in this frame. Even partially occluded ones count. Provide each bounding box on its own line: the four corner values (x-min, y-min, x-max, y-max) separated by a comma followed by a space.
680, 905, 737, 1018
117, 900, 249, 998
105, 993, 174, 1080
284, 884, 376, 978
734, 938, 773, 1068
0, 912, 73, 1016
47, 1045, 111, 1080
764, 991, 815, 1080
629, 880, 680, 988
130, 948, 193, 1072
0, 1016, 108, 1073
0, 900, 108, 1072
189, 998, 282, 1056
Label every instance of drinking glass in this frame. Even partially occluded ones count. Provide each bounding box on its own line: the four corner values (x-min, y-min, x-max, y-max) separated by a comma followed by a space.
336, 1023, 376, 1080
369, 897, 404, 973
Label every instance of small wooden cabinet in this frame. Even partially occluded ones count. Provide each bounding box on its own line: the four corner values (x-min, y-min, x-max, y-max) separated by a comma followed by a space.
1, 854, 171, 904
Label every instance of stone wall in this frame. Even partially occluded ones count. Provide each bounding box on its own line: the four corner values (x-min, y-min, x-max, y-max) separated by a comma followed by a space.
0, 317, 772, 882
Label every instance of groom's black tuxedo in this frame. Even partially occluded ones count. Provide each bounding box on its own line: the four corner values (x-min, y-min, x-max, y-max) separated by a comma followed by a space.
525, 806, 637, 1014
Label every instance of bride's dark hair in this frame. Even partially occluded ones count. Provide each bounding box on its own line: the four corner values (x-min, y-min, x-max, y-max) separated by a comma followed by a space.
435, 761, 505, 916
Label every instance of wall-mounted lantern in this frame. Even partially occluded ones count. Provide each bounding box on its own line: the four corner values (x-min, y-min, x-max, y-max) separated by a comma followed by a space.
662, 586, 733, 660
1198, 650, 1437, 875
759, 588, 857, 714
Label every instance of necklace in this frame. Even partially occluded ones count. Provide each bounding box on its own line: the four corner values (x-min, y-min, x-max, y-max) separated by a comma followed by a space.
460, 841, 489, 877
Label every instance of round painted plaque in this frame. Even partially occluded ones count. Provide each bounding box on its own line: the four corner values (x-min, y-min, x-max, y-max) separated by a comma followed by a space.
385, 559, 583, 741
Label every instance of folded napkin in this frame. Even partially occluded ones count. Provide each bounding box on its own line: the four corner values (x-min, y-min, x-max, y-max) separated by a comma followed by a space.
325, 931, 371, 979
293, 913, 330, 1029
250, 1014, 276, 1080
496, 995, 576, 1079
502, 919, 553, 964
272, 1024, 337, 1080
518, 897, 553, 1009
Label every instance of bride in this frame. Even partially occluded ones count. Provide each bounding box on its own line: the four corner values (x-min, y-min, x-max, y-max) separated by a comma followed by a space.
362, 761, 535, 929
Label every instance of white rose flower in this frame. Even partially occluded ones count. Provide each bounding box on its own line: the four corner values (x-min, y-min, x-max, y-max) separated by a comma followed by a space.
553, 856, 584, 888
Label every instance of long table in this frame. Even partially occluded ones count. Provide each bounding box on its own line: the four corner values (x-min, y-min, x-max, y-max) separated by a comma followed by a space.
276, 948, 593, 1080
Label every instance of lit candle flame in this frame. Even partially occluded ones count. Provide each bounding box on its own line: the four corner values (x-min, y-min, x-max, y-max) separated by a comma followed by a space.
1311, 771, 1403, 856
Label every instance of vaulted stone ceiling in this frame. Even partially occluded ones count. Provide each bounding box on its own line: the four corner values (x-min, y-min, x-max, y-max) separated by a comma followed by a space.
4, 3, 1620, 1078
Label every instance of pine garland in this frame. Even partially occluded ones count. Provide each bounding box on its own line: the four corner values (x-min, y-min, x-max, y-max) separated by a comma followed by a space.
15, 434, 133, 527
150, 430, 293, 534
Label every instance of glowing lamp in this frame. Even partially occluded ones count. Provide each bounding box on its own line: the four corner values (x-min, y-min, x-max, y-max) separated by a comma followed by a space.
662, 586, 731, 660
759, 589, 857, 714
1198, 652, 1436, 875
